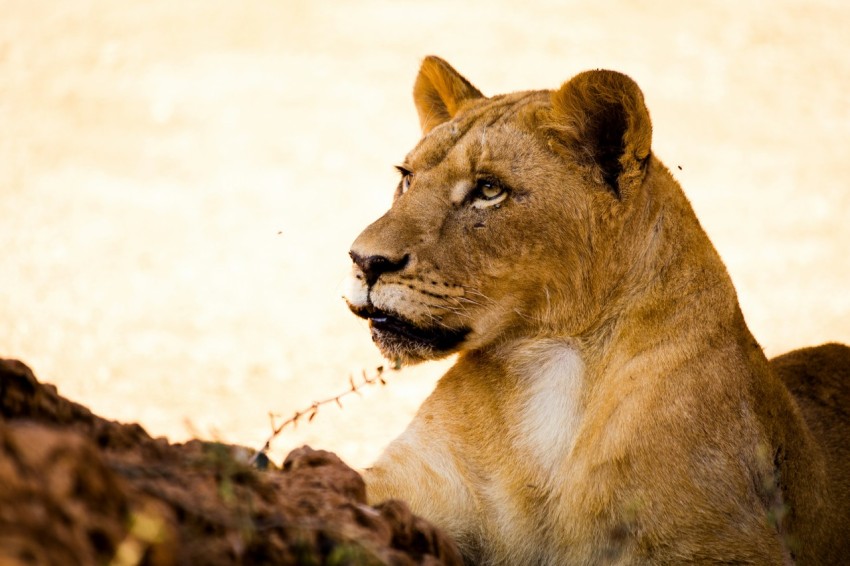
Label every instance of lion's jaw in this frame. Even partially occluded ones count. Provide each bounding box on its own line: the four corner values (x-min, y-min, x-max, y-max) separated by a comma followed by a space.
342, 262, 472, 363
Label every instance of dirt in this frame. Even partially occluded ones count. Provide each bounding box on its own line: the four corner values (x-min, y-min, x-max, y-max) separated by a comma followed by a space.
0, 358, 462, 566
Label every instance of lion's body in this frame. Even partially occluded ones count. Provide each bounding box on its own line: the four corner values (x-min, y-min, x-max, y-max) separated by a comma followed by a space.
342, 57, 850, 564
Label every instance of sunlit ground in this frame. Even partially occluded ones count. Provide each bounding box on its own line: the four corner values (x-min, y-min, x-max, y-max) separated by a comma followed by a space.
1, 1, 848, 468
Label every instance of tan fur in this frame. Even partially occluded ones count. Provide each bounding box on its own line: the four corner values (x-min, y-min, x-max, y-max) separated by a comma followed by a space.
342, 56, 850, 564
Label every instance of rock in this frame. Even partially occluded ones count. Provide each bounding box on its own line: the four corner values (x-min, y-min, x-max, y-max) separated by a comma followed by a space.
0, 358, 462, 565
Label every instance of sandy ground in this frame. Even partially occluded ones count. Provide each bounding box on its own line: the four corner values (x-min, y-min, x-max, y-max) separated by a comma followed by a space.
1, 1, 848, 469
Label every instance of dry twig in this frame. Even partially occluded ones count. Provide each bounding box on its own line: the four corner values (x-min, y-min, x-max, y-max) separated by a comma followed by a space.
248, 361, 400, 466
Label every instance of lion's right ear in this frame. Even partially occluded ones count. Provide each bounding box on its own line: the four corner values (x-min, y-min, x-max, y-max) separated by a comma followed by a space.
413, 56, 484, 134
548, 70, 652, 199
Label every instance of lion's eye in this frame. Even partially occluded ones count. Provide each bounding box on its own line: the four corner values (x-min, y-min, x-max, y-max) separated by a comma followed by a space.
395, 166, 413, 197
479, 182, 502, 200
471, 179, 508, 208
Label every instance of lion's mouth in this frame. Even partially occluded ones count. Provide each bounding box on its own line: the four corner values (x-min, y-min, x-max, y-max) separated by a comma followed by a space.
350, 304, 469, 355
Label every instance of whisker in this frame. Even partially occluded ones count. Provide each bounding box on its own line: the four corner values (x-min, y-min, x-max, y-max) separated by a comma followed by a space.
463, 287, 496, 305
438, 305, 474, 320
454, 296, 485, 308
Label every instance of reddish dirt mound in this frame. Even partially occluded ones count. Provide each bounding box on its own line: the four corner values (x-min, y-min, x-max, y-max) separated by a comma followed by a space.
0, 359, 462, 565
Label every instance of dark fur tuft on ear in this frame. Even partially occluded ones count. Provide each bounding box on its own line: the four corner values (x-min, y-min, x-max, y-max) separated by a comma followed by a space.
413, 56, 484, 134
548, 70, 652, 198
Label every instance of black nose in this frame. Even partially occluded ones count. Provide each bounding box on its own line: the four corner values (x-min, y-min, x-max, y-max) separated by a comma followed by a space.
349, 252, 408, 286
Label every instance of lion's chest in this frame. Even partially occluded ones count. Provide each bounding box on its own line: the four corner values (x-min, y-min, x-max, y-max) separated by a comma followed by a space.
512, 342, 585, 474
473, 343, 586, 562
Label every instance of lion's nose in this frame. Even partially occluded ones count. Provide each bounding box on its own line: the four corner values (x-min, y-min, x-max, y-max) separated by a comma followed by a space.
349, 251, 409, 286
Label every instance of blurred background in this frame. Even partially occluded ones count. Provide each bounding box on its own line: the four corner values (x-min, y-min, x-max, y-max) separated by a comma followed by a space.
1, 0, 848, 468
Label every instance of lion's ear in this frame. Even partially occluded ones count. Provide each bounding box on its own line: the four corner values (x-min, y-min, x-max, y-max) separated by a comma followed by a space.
413, 56, 484, 134
548, 70, 652, 199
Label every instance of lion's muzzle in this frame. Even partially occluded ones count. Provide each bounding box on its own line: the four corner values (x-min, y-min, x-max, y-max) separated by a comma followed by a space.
341, 260, 469, 362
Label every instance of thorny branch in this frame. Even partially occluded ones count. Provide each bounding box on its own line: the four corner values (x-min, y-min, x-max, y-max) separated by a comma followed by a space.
248, 360, 401, 466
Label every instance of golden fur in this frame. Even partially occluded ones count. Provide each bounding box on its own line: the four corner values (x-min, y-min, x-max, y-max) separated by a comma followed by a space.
342, 56, 850, 564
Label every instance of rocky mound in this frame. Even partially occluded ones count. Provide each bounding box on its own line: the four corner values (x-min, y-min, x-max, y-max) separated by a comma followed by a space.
0, 359, 462, 565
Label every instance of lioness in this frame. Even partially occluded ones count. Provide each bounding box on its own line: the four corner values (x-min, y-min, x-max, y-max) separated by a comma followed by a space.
342, 56, 850, 564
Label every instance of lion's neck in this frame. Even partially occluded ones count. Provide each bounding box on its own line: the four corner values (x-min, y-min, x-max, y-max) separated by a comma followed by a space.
581, 162, 748, 366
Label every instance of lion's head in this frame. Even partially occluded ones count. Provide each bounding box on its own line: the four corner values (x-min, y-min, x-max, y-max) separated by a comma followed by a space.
342, 56, 655, 364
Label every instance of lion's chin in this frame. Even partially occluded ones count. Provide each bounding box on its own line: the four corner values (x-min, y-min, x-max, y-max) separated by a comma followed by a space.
368, 313, 469, 365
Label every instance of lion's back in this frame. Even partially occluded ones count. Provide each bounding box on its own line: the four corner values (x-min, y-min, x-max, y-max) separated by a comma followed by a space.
771, 343, 850, 559
772, 343, 850, 445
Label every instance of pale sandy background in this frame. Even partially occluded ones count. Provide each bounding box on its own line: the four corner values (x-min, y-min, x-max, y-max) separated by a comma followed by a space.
1, 1, 848, 469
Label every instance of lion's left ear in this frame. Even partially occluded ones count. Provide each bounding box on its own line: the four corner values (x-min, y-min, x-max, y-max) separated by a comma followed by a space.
548, 70, 652, 199
413, 56, 484, 134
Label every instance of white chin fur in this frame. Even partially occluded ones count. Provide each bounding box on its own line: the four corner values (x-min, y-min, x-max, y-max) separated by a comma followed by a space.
340, 267, 369, 308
